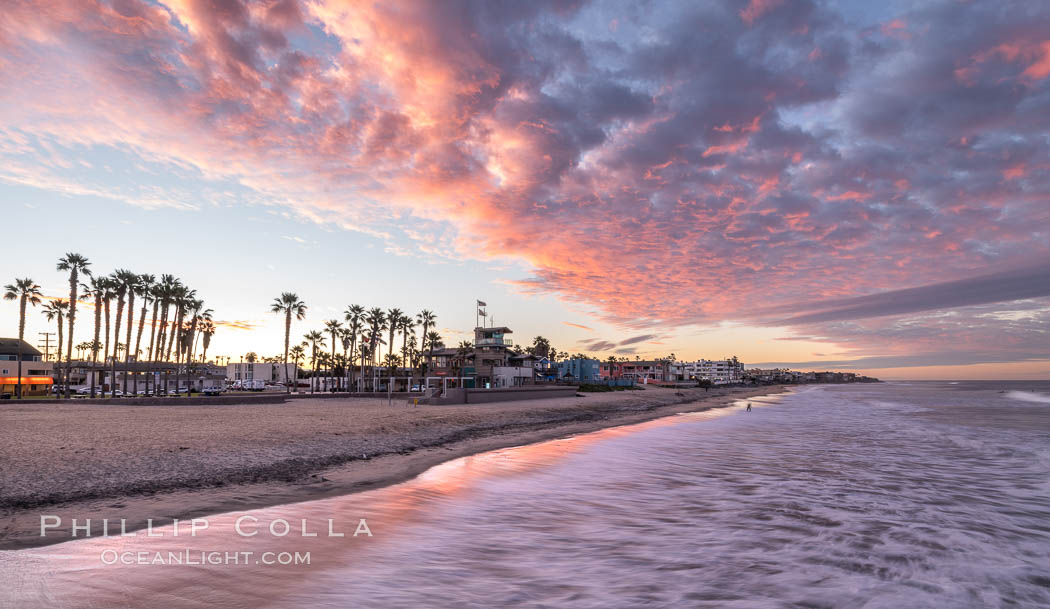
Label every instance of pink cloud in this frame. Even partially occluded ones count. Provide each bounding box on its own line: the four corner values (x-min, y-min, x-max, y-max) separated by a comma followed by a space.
0, 0, 1046, 366
740, 0, 783, 26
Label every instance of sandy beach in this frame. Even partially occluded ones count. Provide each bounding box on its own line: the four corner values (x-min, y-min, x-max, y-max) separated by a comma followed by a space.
0, 385, 785, 550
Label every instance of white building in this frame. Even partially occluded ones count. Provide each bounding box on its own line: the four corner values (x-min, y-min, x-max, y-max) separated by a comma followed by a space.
227, 362, 296, 385
492, 366, 535, 387
682, 358, 745, 384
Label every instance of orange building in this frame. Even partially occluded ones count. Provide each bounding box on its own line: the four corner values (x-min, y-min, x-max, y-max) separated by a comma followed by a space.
0, 338, 54, 397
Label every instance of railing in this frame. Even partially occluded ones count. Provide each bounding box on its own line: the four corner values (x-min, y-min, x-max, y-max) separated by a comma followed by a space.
475, 338, 513, 346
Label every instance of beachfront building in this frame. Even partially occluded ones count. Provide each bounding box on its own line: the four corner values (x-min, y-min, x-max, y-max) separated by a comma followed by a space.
0, 338, 53, 397
681, 358, 745, 384
422, 327, 541, 388
226, 362, 295, 385
557, 358, 602, 383
747, 368, 803, 383
471, 326, 516, 387
600, 360, 671, 382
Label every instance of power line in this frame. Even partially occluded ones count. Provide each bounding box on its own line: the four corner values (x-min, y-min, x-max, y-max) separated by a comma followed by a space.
37, 332, 56, 362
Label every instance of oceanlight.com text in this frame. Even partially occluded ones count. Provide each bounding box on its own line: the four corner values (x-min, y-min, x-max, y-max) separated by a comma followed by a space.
100, 549, 312, 566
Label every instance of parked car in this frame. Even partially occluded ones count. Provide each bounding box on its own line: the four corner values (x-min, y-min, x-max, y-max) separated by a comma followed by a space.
201, 379, 225, 396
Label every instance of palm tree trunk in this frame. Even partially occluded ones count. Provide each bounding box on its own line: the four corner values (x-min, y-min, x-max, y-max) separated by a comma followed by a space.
150, 300, 165, 395
55, 313, 64, 399
341, 344, 348, 392
111, 294, 124, 398
283, 310, 291, 394
16, 295, 26, 399
123, 291, 134, 395
169, 306, 184, 392
400, 332, 406, 380
91, 295, 101, 398
186, 317, 199, 393
157, 302, 171, 396
349, 334, 357, 393
65, 271, 78, 399
330, 333, 337, 393
134, 302, 148, 396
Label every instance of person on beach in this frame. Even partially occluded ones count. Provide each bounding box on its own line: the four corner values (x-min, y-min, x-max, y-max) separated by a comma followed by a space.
746, 403, 752, 412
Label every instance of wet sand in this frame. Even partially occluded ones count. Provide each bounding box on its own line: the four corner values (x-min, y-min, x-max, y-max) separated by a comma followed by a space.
0, 385, 785, 550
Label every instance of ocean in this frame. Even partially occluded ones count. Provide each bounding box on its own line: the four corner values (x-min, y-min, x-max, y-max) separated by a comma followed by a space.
3, 382, 1049, 608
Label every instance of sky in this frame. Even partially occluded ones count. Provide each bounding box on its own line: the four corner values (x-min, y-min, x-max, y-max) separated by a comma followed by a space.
0, 0, 1048, 380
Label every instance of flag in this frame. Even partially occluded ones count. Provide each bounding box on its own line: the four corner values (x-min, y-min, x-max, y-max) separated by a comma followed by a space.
477, 300, 487, 307
479, 309, 487, 317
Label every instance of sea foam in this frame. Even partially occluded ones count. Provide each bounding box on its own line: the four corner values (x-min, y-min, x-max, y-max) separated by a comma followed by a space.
1005, 390, 1050, 404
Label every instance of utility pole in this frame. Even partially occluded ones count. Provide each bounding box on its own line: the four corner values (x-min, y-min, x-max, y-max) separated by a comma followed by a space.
38, 332, 56, 362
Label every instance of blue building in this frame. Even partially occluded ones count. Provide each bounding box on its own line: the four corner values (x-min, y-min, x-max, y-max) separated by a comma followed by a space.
556, 358, 601, 383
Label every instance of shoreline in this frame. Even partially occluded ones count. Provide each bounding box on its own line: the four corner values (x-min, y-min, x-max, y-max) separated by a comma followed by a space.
0, 385, 787, 550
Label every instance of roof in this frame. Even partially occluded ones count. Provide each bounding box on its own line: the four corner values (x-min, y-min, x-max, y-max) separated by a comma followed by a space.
0, 338, 42, 357
428, 347, 462, 356
474, 326, 513, 333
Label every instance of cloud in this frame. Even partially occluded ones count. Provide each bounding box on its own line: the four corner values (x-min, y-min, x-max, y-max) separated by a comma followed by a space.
579, 339, 617, 351
0, 0, 1048, 370
752, 351, 1050, 370
562, 321, 593, 331
214, 319, 258, 331
619, 334, 659, 346
764, 261, 1050, 324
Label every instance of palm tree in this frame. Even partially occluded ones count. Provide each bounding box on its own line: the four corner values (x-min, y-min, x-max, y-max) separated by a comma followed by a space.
107, 269, 134, 397
385, 308, 403, 380
454, 340, 473, 387
3, 278, 43, 398
364, 308, 386, 390
199, 319, 216, 364
245, 351, 258, 363
144, 279, 166, 396
166, 285, 194, 363
316, 351, 332, 390
165, 285, 193, 394
271, 293, 307, 393
383, 353, 401, 380
426, 331, 443, 360
79, 276, 106, 397
323, 319, 342, 392
41, 299, 68, 394
131, 274, 155, 394
344, 304, 364, 390
148, 275, 177, 395
114, 269, 141, 395
416, 310, 436, 375
99, 277, 114, 366
304, 330, 325, 393
289, 343, 306, 391
76, 341, 94, 359
338, 326, 353, 391
152, 275, 176, 364
356, 342, 370, 390
180, 298, 205, 393
530, 336, 551, 359
400, 314, 415, 379
56, 253, 91, 398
